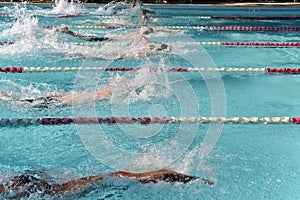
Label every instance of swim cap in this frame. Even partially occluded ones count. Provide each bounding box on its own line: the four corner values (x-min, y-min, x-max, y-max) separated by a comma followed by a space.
140, 27, 154, 35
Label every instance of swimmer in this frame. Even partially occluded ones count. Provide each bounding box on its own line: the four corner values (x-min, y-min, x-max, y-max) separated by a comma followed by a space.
0, 89, 112, 108
139, 9, 156, 25
55, 25, 110, 42
0, 170, 213, 198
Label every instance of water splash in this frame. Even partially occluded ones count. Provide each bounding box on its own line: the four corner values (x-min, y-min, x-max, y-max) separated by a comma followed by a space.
0, 4, 60, 56
47, 0, 86, 15
109, 61, 172, 104
124, 140, 215, 177
0, 79, 63, 112
94, 0, 126, 15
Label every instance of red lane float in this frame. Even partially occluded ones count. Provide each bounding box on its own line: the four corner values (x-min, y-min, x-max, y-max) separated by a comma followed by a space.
31, 117, 171, 125
105, 25, 138, 29
204, 26, 300, 31
0, 67, 24, 73
211, 16, 300, 20
0, 67, 188, 73
104, 67, 138, 71
267, 68, 300, 74
292, 117, 300, 124
56, 14, 83, 18
221, 42, 300, 47
1, 67, 300, 74
0, 42, 14, 45
79, 25, 300, 31
0, 117, 299, 127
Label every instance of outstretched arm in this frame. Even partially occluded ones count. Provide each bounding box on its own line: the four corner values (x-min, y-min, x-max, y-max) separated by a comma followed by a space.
109, 30, 140, 39
108, 170, 214, 185
58, 89, 112, 105
95, 90, 112, 99
155, 28, 180, 34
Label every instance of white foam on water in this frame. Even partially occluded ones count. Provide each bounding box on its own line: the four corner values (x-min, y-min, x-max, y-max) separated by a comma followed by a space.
0, 5, 61, 56
94, 1, 127, 15
46, 0, 86, 15
0, 79, 57, 100
108, 61, 172, 104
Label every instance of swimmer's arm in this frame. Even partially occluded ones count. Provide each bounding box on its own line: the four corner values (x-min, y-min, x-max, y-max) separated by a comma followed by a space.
114, 30, 140, 39
108, 171, 159, 183
95, 90, 112, 99
138, 17, 148, 26
139, 36, 155, 49
155, 28, 180, 34
141, 170, 214, 185
51, 175, 104, 195
58, 90, 112, 104
109, 170, 214, 185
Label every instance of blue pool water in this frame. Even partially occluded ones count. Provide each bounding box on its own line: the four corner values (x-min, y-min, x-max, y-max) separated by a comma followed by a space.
0, 2, 300, 199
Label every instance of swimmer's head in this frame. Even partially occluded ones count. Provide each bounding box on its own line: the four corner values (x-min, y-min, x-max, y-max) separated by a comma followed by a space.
140, 27, 154, 35
56, 24, 69, 32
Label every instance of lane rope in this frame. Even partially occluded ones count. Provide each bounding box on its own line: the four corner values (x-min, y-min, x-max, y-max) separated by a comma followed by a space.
97, 15, 300, 20
101, 15, 300, 20
0, 42, 14, 45
2, 41, 298, 48
190, 16, 300, 20
77, 25, 300, 31
1, 13, 300, 20
1, 67, 300, 74
73, 41, 300, 48
0, 116, 299, 127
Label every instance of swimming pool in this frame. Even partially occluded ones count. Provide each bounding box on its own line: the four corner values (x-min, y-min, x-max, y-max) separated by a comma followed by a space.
0, 1, 299, 199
